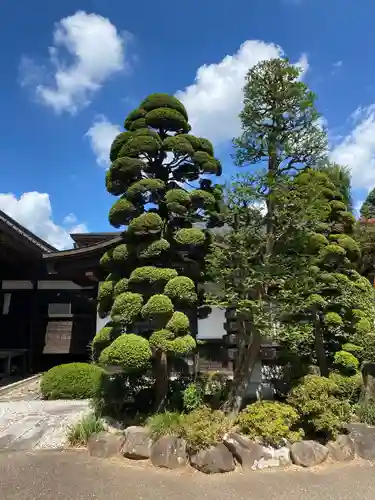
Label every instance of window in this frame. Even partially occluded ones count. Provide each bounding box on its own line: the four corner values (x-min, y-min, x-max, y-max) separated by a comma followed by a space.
48, 302, 71, 316
2, 293, 11, 315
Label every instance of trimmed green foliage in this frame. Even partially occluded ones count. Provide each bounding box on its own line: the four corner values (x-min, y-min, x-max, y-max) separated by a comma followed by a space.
128, 213, 163, 234
67, 413, 105, 446
169, 335, 196, 355
237, 402, 304, 447
112, 244, 129, 265
105, 169, 127, 195
142, 294, 174, 319
111, 292, 143, 324
287, 375, 352, 438
334, 350, 359, 375
124, 108, 147, 130
129, 266, 177, 285
100, 250, 113, 270
324, 312, 343, 326
329, 372, 362, 405
342, 343, 363, 357
146, 108, 188, 132
141, 93, 188, 120
109, 198, 137, 227
41, 363, 105, 400
109, 132, 132, 162
164, 276, 197, 304
97, 280, 115, 318
149, 329, 174, 351
164, 188, 191, 206
120, 136, 161, 158
99, 334, 152, 372
190, 189, 216, 208
166, 311, 190, 334
162, 136, 194, 156
175, 227, 205, 246
137, 239, 170, 259
126, 179, 165, 200
91, 325, 117, 361
111, 157, 143, 180
113, 278, 129, 297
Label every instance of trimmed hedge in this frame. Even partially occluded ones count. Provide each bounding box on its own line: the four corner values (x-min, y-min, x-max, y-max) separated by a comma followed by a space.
41, 363, 105, 400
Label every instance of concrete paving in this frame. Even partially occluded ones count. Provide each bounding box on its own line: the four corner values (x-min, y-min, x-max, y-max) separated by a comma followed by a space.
0, 400, 89, 450
0, 450, 374, 500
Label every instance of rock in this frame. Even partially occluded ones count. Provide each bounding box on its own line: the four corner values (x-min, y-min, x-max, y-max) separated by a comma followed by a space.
252, 446, 291, 470
87, 432, 125, 458
223, 433, 264, 469
327, 434, 355, 461
150, 436, 188, 469
190, 443, 235, 474
121, 426, 151, 460
290, 441, 329, 467
346, 423, 375, 460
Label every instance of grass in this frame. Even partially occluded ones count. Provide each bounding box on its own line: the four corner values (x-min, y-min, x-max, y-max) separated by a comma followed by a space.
67, 412, 105, 446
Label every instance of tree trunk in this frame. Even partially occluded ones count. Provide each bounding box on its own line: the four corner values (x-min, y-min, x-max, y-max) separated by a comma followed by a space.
223, 323, 262, 418
313, 310, 329, 377
154, 350, 169, 412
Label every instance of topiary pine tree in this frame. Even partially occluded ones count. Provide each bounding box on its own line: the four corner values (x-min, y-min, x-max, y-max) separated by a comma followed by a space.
93, 93, 223, 410
282, 168, 375, 377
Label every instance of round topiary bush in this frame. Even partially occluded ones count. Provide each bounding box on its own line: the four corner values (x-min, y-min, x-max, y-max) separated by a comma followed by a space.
334, 350, 359, 375
99, 334, 152, 373
40, 363, 105, 400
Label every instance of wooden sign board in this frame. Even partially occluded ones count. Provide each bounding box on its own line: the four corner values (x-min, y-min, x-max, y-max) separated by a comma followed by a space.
43, 321, 73, 354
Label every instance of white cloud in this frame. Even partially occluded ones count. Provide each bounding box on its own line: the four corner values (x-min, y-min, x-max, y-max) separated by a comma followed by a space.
86, 116, 122, 167
0, 192, 88, 250
330, 104, 375, 189
19, 11, 129, 114
176, 40, 308, 145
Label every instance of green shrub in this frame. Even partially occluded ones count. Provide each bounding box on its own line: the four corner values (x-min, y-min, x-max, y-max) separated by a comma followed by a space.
183, 383, 204, 411
287, 375, 352, 439
334, 350, 360, 375
147, 411, 183, 441
329, 372, 362, 405
67, 412, 105, 446
180, 406, 232, 451
358, 400, 375, 425
236, 401, 303, 447
41, 363, 105, 400
99, 334, 152, 373
91, 325, 119, 362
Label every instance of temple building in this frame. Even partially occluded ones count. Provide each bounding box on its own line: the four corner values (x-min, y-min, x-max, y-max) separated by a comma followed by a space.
0, 209, 277, 397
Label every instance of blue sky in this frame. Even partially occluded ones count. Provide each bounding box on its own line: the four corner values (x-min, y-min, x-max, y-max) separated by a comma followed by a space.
1, 0, 374, 248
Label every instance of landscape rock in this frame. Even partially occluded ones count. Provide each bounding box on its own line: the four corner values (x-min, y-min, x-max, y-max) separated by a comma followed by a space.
150, 436, 188, 469
121, 426, 151, 460
190, 443, 235, 474
87, 432, 125, 458
346, 423, 375, 460
290, 440, 329, 467
223, 433, 264, 469
326, 434, 355, 461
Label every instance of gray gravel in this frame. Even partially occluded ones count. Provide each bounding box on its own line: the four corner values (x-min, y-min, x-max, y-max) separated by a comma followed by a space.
0, 450, 374, 500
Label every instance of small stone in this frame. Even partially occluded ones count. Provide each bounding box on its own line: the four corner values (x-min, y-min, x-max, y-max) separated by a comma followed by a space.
346, 423, 375, 461
327, 434, 355, 461
122, 426, 151, 460
223, 432, 264, 469
190, 443, 235, 474
87, 432, 124, 458
290, 440, 329, 467
150, 436, 188, 469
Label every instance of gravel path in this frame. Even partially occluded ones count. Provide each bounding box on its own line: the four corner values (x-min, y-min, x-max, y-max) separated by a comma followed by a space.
0, 450, 374, 500
0, 376, 41, 402
0, 400, 90, 450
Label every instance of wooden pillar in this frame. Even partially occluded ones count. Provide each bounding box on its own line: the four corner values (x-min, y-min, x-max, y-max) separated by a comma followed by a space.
27, 277, 38, 374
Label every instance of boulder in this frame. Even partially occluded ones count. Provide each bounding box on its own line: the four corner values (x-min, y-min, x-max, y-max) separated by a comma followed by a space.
290, 441, 329, 467
223, 433, 264, 469
87, 432, 125, 458
150, 436, 188, 469
346, 423, 375, 460
326, 434, 355, 461
121, 426, 151, 460
190, 443, 235, 474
